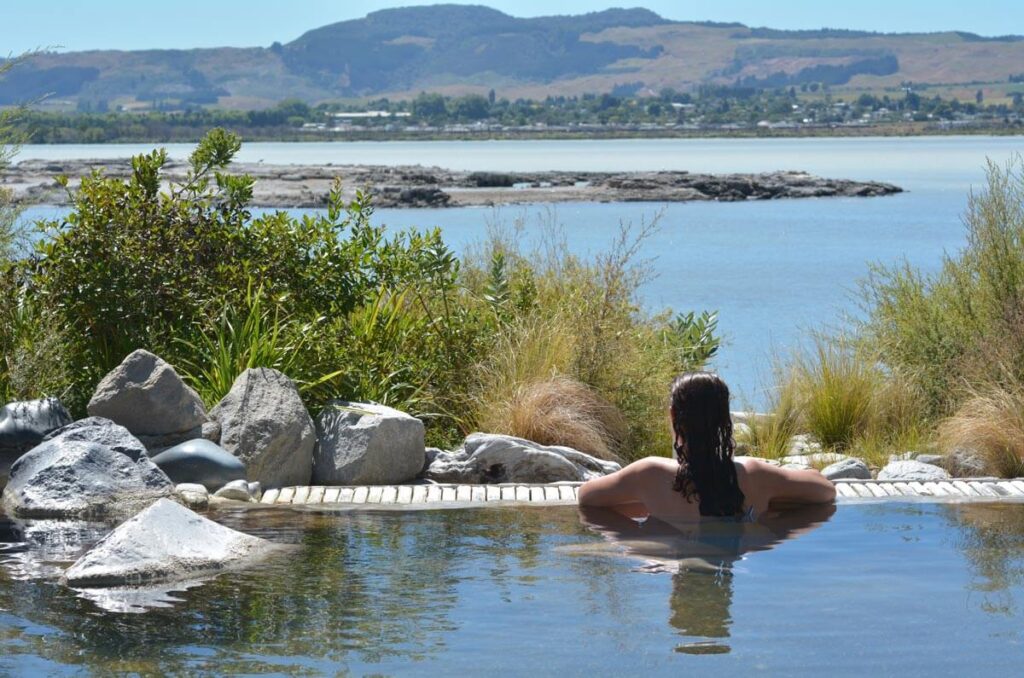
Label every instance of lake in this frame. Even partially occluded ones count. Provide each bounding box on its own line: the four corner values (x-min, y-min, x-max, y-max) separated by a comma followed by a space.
16, 135, 1024, 406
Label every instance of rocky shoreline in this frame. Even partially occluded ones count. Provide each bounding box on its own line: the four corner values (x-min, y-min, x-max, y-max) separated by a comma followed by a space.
7, 158, 903, 209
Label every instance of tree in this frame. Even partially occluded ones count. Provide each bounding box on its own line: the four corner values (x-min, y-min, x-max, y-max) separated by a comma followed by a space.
411, 92, 447, 122
976, 89, 984, 105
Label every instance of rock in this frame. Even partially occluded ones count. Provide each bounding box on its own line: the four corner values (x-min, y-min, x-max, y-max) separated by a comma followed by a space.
877, 460, 951, 481
821, 457, 872, 480
787, 434, 822, 455
62, 498, 279, 587
42, 417, 148, 461
175, 482, 209, 509
943, 447, 987, 477
2, 439, 173, 518
213, 479, 255, 502
138, 420, 222, 456
914, 454, 945, 466
730, 411, 770, 428
87, 349, 208, 437
210, 368, 315, 488
247, 482, 262, 502
424, 433, 620, 484
313, 401, 425, 485
0, 398, 73, 488
781, 452, 848, 468
150, 439, 246, 491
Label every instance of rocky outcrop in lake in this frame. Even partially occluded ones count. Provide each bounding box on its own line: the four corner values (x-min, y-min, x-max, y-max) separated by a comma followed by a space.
7, 158, 903, 209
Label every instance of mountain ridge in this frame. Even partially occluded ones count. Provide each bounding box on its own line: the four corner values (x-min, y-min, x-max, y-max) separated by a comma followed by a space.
2, 4, 1023, 110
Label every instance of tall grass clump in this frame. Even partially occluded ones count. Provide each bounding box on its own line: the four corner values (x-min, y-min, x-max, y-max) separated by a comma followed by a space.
462, 215, 720, 461
939, 379, 1024, 478
862, 155, 1024, 417
742, 368, 803, 460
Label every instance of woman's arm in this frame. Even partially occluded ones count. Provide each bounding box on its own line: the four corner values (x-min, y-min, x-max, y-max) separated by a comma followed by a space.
760, 462, 837, 505
578, 458, 660, 507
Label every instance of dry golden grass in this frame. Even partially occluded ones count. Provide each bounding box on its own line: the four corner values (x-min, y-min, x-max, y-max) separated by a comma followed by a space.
492, 375, 628, 462
939, 384, 1024, 478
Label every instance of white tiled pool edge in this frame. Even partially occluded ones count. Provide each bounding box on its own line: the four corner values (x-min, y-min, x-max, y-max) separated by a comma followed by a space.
258, 478, 1024, 507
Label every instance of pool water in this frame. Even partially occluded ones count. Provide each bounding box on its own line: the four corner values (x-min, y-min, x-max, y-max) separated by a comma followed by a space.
2, 501, 1024, 675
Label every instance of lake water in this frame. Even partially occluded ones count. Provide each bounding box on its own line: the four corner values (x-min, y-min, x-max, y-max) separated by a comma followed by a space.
16, 136, 1024, 406
3, 501, 1024, 674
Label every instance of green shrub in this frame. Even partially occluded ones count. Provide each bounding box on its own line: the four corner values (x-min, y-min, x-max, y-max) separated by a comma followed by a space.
10, 131, 718, 455
862, 155, 1024, 417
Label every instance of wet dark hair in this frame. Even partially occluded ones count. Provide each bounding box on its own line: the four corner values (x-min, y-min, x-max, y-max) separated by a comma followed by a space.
669, 372, 746, 517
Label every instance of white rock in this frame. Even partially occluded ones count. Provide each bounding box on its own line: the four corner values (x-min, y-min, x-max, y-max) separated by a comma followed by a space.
313, 401, 425, 485
877, 460, 951, 481
210, 368, 315, 488
62, 498, 279, 586
425, 433, 620, 484
821, 457, 872, 480
781, 452, 848, 467
213, 479, 255, 502
175, 482, 209, 509
788, 434, 823, 455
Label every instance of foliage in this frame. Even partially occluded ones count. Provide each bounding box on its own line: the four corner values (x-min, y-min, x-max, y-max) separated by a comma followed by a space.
8, 131, 718, 456
939, 379, 1024, 478
462, 214, 720, 461
861, 156, 1024, 417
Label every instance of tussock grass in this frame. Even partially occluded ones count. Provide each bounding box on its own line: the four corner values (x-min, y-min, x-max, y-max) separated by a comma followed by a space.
463, 211, 719, 462
743, 371, 803, 460
792, 337, 882, 450
474, 374, 627, 461
939, 381, 1024, 478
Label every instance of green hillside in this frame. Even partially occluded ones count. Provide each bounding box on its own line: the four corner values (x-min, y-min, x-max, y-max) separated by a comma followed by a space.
2, 4, 1023, 110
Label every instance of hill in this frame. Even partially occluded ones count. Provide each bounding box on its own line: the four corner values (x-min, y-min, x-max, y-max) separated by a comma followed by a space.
3, 4, 1024, 110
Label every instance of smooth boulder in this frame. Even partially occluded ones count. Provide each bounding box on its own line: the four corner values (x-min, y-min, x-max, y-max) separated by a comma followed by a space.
210, 368, 315, 488
1, 398, 73, 487
2, 439, 173, 518
42, 417, 148, 461
150, 439, 246, 491
87, 349, 208, 438
63, 498, 280, 587
424, 433, 620, 484
821, 457, 872, 480
877, 460, 951, 481
313, 401, 425, 485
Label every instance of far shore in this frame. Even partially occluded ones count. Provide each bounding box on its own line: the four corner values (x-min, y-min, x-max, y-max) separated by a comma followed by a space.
7, 159, 902, 209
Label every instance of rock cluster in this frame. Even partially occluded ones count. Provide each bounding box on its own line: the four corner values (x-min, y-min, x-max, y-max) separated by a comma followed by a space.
424, 433, 621, 484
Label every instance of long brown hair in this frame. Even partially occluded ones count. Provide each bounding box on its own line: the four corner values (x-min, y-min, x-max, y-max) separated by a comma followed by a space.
669, 372, 746, 517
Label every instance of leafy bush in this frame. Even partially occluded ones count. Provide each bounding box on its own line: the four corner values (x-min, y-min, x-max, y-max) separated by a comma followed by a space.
9, 130, 718, 457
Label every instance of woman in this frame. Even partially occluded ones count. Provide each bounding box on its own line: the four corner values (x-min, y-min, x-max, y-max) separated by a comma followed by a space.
579, 372, 835, 522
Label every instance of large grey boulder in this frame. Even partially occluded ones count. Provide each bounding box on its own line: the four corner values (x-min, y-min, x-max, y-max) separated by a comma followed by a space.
2, 439, 173, 518
150, 439, 246, 491
0, 398, 73, 488
877, 459, 951, 481
210, 368, 314, 488
313, 401, 425, 485
87, 349, 208, 439
425, 433, 621, 484
62, 498, 281, 587
821, 457, 872, 480
42, 417, 148, 461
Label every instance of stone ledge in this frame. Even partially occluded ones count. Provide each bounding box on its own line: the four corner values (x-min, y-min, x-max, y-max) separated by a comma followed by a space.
257, 478, 1024, 508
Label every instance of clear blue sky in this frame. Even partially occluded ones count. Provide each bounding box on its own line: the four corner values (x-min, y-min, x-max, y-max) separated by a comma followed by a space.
2, 0, 1023, 54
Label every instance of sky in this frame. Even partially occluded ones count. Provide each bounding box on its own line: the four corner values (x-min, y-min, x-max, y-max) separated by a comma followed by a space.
2, 0, 1023, 54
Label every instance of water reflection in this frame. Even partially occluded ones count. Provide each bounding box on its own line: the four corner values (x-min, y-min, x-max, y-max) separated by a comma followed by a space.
578, 503, 835, 654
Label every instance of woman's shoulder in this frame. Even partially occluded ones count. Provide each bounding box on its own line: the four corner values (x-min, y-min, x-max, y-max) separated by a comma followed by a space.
624, 456, 678, 475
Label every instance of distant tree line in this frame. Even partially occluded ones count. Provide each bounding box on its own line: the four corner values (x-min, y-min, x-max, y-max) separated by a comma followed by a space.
11, 85, 1023, 144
